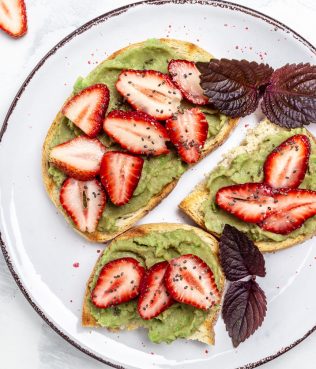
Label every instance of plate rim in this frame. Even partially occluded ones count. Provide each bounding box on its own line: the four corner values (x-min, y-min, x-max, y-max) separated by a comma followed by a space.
1, 1, 316, 368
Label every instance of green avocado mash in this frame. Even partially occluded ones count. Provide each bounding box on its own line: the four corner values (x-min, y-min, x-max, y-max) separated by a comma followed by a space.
87, 229, 222, 343
47, 39, 229, 233
202, 121, 316, 242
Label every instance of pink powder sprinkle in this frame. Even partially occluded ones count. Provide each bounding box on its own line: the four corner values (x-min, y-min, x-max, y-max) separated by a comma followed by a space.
73, 262, 80, 268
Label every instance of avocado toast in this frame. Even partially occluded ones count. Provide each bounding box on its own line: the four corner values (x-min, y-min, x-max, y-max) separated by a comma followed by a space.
180, 119, 316, 252
82, 223, 224, 345
42, 38, 238, 243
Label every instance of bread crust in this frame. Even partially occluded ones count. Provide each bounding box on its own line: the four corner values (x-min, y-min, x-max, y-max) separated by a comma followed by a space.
179, 122, 316, 252
42, 38, 238, 243
82, 223, 225, 345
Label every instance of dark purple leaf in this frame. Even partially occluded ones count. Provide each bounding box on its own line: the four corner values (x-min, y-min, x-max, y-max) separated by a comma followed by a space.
197, 59, 273, 117
222, 279, 267, 347
219, 224, 266, 281
261, 63, 316, 128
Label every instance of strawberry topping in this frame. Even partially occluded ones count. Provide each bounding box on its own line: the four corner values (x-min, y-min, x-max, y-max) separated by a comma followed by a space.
103, 110, 169, 156
0, 0, 27, 38
165, 254, 220, 310
165, 108, 208, 164
216, 183, 277, 223
91, 258, 145, 308
263, 134, 311, 189
259, 189, 316, 234
116, 69, 182, 119
168, 59, 209, 105
60, 178, 106, 233
137, 261, 174, 320
50, 136, 106, 181
100, 151, 144, 206
62, 84, 110, 138
216, 184, 316, 234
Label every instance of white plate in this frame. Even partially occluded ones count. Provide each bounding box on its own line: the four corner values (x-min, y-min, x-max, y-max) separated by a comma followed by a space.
1, 1, 316, 368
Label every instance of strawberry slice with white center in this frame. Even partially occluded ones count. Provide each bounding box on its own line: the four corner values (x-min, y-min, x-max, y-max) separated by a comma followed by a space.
50, 136, 106, 181
0, 0, 27, 38
91, 258, 145, 308
62, 84, 110, 138
60, 178, 106, 233
100, 151, 144, 206
216, 183, 277, 223
263, 134, 311, 189
165, 108, 208, 164
165, 254, 220, 310
116, 70, 182, 119
103, 110, 169, 156
259, 189, 316, 234
168, 59, 209, 105
137, 261, 174, 320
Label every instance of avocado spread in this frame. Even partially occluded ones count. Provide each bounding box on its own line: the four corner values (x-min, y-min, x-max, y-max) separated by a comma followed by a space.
202, 122, 316, 242
47, 39, 229, 233
87, 229, 222, 343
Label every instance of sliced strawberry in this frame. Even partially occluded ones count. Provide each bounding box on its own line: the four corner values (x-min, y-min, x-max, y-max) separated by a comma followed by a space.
0, 0, 27, 38
260, 204, 316, 234
165, 254, 220, 310
60, 178, 106, 233
103, 110, 169, 156
116, 70, 182, 119
259, 189, 316, 234
165, 108, 208, 164
50, 136, 106, 181
91, 258, 145, 308
62, 84, 109, 138
100, 151, 144, 206
263, 134, 311, 189
137, 261, 174, 320
215, 183, 277, 223
168, 59, 208, 105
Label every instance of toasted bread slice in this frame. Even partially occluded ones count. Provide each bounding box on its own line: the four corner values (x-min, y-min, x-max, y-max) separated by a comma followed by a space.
82, 223, 225, 345
42, 38, 238, 243
180, 120, 316, 253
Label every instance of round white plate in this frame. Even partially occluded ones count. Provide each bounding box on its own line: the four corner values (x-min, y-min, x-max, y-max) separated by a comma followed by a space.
1, 1, 316, 368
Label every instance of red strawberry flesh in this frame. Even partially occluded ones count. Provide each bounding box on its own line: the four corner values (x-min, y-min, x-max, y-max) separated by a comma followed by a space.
100, 151, 144, 206
263, 134, 311, 189
103, 110, 169, 156
165, 254, 220, 310
166, 108, 208, 164
0, 0, 27, 38
259, 189, 316, 234
168, 59, 208, 105
137, 261, 174, 320
60, 178, 106, 233
62, 84, 110, 138
215, 183, 277, 223
116, 70, 182, 119
50, 136, 106, 181
91, 258, 145, 308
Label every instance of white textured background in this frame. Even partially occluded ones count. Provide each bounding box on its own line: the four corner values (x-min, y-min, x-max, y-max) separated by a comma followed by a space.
1, 0, 316, 368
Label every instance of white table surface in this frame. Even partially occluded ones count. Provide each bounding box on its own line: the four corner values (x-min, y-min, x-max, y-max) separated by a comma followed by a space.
1, 0, 316, 368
